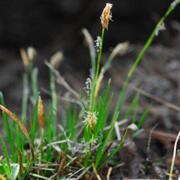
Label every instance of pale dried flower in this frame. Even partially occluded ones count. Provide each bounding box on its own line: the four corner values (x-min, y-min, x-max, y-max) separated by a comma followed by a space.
100, 3, 113, 30
127, 124, 138, 136
27, 46, 36, 61
82, 28, 96, 61
109, 42, 129, 60
20, 48, 29, 67
50, 51, 63, 69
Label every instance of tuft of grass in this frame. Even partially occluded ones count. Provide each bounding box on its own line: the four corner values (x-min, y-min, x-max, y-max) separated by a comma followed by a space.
0, 1, 179, 179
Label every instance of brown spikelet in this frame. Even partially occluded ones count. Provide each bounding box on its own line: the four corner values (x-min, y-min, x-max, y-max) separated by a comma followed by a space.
0, 105, 34, 160
84, 112, 97, 133
20, 48, 29, 67
89, 113, 96, 133
100, 3, 113, 30
38, 96, 45, 133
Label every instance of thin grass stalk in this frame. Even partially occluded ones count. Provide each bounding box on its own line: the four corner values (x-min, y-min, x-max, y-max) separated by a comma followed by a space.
124, 92, 140, 120
91, 28, 105, 111
138, 107, 149, 129
21, 73, 29, 123
95, 28, 105, 82
92, 163, 101, 180
82, 28, 96, 80
31, 93, 39, 142
131, 96, 140, 124
31, 68, 39, 105
50, 68, 57, 140
169, 131, 180, 180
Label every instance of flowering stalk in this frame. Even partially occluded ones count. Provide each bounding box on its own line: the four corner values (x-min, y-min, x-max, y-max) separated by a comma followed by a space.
50, 52, 63, 140
95, 3, 113, 82
91, 3, 113, 111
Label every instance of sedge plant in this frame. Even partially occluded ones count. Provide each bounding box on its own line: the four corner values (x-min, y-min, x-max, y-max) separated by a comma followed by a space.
0, 1, 179, 179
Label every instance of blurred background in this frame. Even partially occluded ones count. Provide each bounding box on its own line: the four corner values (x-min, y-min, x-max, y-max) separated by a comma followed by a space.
0, 0, 180, 117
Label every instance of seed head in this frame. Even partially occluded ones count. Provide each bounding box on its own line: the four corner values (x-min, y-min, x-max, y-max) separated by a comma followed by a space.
84, 111, 97, 133
100, 3, 113, 30
50, 51, 63, 69
27, 46, 36, 61
20, 48, 29, 67
20, 47, 36, 67
109, 42, 129, 60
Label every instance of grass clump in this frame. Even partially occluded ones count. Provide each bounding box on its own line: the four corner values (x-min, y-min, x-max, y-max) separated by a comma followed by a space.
0, 1, 180, 179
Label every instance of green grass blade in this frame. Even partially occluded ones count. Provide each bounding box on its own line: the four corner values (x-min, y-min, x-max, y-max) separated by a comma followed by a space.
0, 137, 11, 174
137, 107, 149, 129
30, 92, 39, 142
124, 92, 140, 121
94, 83, 113, 137
66, 105, 77, 140
0, 92, 14, 152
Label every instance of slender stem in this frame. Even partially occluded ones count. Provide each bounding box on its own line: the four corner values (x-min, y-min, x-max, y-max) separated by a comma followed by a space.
50, 69, 57, 139
31, 68, 39, 105
21, 73, 29, 122
91, 28, 105, 111
169, 131, 180, 180
95, 28, 105, 81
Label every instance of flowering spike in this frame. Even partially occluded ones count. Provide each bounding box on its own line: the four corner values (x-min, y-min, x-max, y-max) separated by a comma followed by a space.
84, 111, 97, 133
100, 3, 113, 30
38, 96, 45, 135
